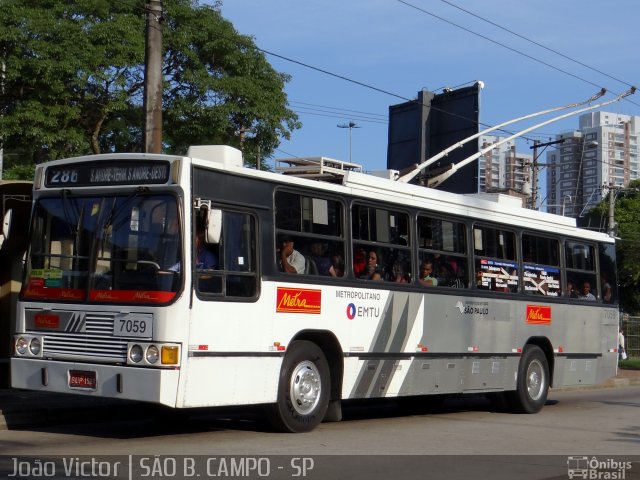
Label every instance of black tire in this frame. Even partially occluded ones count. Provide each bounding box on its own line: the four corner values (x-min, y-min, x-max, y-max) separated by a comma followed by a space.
507, 345, 549, 414
268, 340, 330, 433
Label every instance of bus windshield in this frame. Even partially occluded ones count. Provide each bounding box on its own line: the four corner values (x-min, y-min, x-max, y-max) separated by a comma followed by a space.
22, 192, 182, 304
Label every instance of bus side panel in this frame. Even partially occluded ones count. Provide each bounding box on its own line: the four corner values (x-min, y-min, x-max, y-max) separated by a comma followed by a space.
179, 356, 282, 408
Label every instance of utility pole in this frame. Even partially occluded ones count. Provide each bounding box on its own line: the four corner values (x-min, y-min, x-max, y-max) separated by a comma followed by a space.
143, 0, 163, 153
531, 140, 539, 209
0, 54, 5, 179
608, 186, 617, 237
529, 138, 566, 210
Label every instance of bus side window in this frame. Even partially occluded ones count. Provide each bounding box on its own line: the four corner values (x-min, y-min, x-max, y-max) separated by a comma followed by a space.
197, 210, 257, 298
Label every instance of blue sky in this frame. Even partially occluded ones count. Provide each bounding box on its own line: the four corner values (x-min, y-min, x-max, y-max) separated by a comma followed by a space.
217, 1, 639, 173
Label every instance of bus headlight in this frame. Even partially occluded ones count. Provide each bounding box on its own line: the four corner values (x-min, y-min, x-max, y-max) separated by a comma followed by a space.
14, 335, 43, 357
146, 345, 159, 364
127, 342, 180, 367
16, 337, 29, 355
29, 337, 42, 356
129, 344, 144, 363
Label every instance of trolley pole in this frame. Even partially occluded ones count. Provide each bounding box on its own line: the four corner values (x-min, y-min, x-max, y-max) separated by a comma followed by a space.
143, 0, 163, 153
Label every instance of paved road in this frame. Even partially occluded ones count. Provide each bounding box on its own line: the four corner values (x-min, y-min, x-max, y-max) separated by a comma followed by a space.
1, 386, 639, 479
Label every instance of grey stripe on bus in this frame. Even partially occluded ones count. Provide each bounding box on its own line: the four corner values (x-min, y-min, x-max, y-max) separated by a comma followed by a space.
350, 292, 419, 398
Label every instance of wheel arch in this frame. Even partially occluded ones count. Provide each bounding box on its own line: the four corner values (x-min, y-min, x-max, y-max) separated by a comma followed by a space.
524, 336, 555, 387
290, 330, 344, 405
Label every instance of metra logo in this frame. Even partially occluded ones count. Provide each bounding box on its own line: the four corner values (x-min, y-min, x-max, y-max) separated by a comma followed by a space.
133, 291, 159, 301
526, 305, 552, 325
93, 291, 120, 301
60, 289, 83, 300
276, 287, 321, 314
23, 287, 47, 298
34, 313, 60, 329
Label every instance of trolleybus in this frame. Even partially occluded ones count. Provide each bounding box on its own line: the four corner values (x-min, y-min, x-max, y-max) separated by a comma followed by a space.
11, 145, 619, 432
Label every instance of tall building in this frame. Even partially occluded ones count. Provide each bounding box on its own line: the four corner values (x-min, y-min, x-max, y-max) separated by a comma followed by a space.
545, 112, 640, 217
479, 135, 532, 204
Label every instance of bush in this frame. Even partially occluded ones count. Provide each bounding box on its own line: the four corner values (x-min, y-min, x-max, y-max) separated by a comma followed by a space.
619, 358, 640, 370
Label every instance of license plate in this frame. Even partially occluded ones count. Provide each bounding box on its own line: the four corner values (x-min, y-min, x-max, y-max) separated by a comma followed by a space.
68, 370, 97, 390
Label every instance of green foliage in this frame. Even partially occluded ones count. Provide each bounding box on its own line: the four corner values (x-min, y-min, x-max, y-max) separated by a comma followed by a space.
0, 0, 299, 170
618, 358, 640, 370
2, 163, 36, 181
582, 180, 640, 314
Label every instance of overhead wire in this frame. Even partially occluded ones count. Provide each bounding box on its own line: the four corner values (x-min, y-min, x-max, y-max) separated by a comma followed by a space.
438, 0, 637, 92
397, 0, 610, 92
398, 0, 639, 109
217, 3, 637, 158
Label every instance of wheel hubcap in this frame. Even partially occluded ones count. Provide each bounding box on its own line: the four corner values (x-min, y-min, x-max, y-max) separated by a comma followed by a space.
290, 360, 322, 415
526, 359, 545, 401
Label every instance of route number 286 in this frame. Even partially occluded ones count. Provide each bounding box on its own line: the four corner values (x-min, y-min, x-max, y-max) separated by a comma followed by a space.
50, 170, 78, 184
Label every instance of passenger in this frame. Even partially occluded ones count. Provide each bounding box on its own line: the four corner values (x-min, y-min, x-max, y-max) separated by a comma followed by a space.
329, 254, 344, 278
353, 249, 366, 278
579, 281, 596, 301
362, 250, 382, 281
277, 235, 305, 274
391, 261, 410, 283
418, 260, 438, 286
566, 281, 578, 298
601, 274, 612, 303
309, 242, 331, 276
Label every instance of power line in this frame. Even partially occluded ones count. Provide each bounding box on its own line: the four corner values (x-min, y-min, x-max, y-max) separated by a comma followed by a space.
290, 100, 388, 120
212, 13, 637, 148
396, 0, 640, 109
255, 44, 543, 141
292, 107, 387, 125
438, 0, 635, 90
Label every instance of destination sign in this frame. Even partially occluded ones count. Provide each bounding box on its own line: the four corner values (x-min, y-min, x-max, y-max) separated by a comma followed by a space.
45, 160, 171, 187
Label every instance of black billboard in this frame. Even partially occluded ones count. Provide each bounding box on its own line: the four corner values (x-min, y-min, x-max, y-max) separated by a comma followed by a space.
387, 84, 481, 194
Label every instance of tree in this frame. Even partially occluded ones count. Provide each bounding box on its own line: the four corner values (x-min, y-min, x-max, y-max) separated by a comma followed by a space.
582, 180, 640, 313
0, 0, 299, 170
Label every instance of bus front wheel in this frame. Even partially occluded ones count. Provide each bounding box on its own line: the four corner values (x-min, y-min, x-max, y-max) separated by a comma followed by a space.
268, 340, 330, 433
507, 345, 549, 414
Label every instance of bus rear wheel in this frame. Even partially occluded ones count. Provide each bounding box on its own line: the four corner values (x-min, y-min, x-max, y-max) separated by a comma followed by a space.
268, 340, 330, 433
507, 345, 549, 414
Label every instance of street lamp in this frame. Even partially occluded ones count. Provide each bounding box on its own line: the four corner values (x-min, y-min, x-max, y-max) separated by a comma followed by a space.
337, 121, 360, 163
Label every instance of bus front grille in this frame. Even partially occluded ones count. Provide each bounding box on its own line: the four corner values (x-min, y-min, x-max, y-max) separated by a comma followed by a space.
42, 333, 128, 361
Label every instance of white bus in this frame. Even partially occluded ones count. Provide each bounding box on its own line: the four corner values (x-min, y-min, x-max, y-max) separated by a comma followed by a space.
11, 146, 619, 432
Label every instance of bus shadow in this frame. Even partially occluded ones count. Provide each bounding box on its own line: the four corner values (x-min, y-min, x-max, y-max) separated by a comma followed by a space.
17, 394, 559, 439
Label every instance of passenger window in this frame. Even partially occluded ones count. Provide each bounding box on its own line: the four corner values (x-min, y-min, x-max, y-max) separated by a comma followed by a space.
418, 215, 467, 288
352, 204, 410, 282
522, 234, 560, 297
275, 190, 344, 277
474, 225, 517, 293
565, 241, 597, 301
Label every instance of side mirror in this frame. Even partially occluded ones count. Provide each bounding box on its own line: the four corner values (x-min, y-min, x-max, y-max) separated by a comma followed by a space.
206, 209, 222, 244
3, 209, 12, 240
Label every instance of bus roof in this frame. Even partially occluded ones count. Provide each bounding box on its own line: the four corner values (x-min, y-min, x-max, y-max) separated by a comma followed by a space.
187, 146, 612, 244
36, 146, 613, 244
